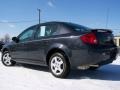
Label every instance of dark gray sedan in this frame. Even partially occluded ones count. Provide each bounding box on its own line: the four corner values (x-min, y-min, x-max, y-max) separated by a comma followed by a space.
1, 21, 118, 78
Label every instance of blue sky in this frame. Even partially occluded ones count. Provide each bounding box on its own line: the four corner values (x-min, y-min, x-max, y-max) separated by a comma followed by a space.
0, 0, 120, 38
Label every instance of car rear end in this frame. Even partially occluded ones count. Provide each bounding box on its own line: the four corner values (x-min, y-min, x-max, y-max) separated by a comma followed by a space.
80, 29, 118, 65
92, 29, 118, 65
66, 23, 118, 68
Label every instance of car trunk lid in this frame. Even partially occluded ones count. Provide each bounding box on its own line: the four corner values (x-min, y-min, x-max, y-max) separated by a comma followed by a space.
91, 29, 115, 46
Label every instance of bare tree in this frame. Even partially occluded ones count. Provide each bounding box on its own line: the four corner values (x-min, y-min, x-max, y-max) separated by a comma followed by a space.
0, 34, 11, 43
4, 34, 11, 43
0, 38, 4, 42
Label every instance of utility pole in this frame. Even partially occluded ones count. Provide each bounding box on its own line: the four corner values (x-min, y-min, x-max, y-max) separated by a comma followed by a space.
37, 9, 41, 25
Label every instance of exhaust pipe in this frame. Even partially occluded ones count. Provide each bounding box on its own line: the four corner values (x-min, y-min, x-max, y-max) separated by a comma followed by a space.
90, 65, 99, 67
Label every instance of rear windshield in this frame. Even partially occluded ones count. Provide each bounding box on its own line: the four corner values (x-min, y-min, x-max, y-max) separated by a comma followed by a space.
66, 23, 91, 32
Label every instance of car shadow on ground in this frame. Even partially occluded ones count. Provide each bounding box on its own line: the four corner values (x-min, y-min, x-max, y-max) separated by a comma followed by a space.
16, 63, 120, 81
68, 64, 120, 81
15, 63, 49, 72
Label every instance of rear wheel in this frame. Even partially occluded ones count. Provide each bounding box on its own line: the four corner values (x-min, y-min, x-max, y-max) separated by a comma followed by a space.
49, 53, 70, 78
1, 51, 16, 66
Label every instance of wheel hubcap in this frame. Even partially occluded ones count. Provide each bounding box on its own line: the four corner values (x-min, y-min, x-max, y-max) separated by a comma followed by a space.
3, 53, 12, 65
51, 56, 64, 75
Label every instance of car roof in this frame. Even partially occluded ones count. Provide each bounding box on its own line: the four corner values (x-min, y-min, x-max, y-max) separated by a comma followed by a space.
30, 21, 90, 30
33, 21, 79, 26
25, 21, 71, 31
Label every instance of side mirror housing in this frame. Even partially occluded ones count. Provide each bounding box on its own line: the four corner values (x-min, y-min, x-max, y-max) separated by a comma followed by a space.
12, 37, 19, 43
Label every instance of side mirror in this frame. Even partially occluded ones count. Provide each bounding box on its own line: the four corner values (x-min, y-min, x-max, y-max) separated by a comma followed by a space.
12, 37, 19, 43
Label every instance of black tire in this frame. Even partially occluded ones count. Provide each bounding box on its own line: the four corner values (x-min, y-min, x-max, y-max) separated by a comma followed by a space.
1, 51, 16, 66
88, 66, 100, 70
49, 52, 70, 78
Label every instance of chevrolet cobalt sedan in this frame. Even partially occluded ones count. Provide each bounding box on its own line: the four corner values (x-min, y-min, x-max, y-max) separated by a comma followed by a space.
1, 21, 118, 78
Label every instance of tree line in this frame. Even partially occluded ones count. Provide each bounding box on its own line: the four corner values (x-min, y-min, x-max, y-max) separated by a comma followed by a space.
0, 34, 11, 44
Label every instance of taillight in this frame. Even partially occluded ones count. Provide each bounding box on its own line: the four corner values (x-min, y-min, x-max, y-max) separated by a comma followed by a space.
80, 32, 98, 45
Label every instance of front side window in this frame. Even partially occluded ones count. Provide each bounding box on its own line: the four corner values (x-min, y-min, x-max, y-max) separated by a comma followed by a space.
19, 28, 35, 42
37, 24, 58, 38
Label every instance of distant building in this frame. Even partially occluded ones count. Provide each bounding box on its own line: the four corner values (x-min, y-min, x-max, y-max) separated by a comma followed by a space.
114, 36, 120, 47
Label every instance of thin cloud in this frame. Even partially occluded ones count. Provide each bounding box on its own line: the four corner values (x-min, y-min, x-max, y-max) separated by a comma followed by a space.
8, 24, 15, 28
0, 20, 16, 28
1, 20, 9, 23
47, 0, 55, 7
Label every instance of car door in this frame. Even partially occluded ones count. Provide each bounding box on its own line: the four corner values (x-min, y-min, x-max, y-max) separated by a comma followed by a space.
24, 25, 46, 64
27, 23, 59, 65
10, 26, 36, 62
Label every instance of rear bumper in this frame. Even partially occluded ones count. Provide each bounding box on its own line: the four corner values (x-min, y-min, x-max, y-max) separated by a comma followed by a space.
70, 46, 118, 68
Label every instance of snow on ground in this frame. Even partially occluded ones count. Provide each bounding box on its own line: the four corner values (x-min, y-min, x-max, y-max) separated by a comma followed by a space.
0, 53, 120, 90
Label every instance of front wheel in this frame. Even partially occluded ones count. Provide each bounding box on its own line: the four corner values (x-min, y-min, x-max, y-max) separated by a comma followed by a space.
49, 53, 70, 78
1, 51, 16, 66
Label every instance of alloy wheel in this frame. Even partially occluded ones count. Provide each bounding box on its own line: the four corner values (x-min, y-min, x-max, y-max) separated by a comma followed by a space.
50, 56, 64, 76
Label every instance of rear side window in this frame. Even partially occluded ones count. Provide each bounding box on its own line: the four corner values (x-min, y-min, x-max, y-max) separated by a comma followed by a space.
45, 24, 58, 36
58, 24, 70, 34
36, 24, 58, 38
66, 23, 91, 33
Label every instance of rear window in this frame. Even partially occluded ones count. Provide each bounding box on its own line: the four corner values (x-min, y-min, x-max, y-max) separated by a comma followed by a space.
66, 23, 91, 32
